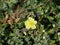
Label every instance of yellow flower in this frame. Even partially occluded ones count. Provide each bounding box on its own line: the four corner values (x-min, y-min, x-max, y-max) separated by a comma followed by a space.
25, 17, 37, 29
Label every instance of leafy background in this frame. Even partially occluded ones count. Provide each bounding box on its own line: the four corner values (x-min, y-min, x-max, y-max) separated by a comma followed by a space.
0, 0, 60, 45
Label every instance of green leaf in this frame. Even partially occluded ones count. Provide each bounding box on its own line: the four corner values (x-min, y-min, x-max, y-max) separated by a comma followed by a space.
30, 0, 35, 6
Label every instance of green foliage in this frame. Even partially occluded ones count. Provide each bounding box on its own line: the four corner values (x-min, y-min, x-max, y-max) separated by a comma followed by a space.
0, 0, 60, 45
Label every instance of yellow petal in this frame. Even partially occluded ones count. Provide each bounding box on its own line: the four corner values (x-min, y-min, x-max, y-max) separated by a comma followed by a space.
28, 17, 34, 21
26, 25, 31, 29
34, 21, 37, 24
31, 25, 36, 29
25, 20, 30, 29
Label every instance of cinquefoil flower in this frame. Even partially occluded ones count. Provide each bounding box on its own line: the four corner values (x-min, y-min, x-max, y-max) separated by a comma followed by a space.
25, 17, 37, 30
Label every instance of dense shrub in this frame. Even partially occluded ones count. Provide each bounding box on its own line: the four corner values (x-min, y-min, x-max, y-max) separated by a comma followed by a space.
0, 0, 60, 45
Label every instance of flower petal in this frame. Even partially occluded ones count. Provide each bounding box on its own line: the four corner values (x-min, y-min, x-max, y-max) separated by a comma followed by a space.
31, 25, 36, 29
